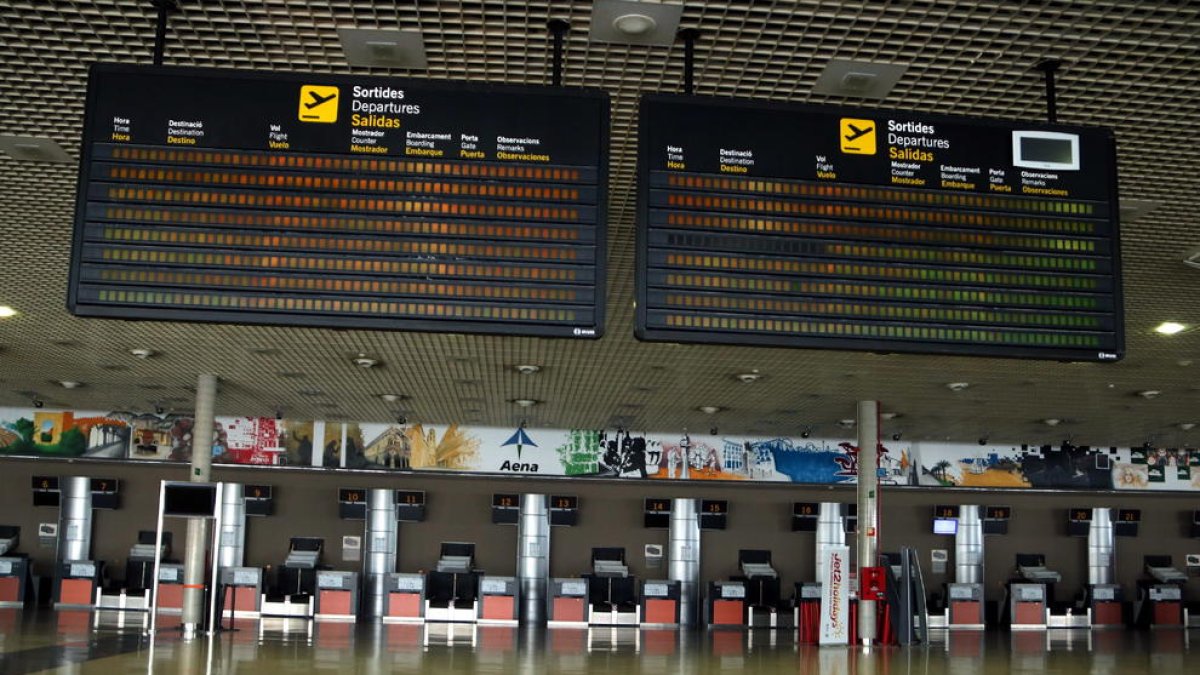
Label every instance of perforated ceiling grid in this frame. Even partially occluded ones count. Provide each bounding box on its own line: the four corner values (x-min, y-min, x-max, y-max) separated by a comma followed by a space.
0, 1, 1198, 446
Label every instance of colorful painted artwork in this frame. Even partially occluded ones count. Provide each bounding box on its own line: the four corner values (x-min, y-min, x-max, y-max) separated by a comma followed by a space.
0, 407, 130, 458
2, 404, 1198, 492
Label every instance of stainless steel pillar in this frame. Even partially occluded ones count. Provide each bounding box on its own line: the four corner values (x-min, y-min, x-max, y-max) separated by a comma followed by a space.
815, 502, 847, 583
1087, 507, 1115, 585
856, 400, 880, 644
669, 497, 701, 626
182, 373, 217, 637
363, 488, 397, 620
217, 482, 246, 569
955, 505, 984, 584
517, 493, 550, 624
58, 476, 93, 562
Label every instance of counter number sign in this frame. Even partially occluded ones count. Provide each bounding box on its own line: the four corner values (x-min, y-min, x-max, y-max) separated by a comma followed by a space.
298, 84, 339, 123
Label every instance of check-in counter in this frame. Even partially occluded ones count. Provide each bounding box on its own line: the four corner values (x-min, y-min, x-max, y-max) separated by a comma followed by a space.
383, 572, 426, 623
219, 566, 264, 619
0, 556, 31, 608
548, 578, 588, 626
708, 580, 746, 626
641, 579, 681, 626
314, 570, 358, 621
55, 560, 103, 609
155, 563, 185, 614
478, 576, 517, 624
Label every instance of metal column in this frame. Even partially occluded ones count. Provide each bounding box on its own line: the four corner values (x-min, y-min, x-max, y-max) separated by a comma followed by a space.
182, 373, 217, 637
362, 488, 397, 621
669, 497, 701, 627
217, 482, 246, 569
517, 493, 550, 624
1087, 508, 1115, 585
856, 400, 880, 644
955, 505, 984, 584
815, 502, 847, 583
58, 476, 93, 562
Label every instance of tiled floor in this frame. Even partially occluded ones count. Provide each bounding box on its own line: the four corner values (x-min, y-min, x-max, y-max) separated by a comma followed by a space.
0, 609, 1195, 674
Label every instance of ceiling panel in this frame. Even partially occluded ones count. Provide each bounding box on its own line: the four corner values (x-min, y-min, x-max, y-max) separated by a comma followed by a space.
0, 1, 1198, 447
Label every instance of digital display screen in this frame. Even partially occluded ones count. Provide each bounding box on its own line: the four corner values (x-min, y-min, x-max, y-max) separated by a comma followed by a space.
934, 505, 960, 519
1069, 508, 1093, 522
1117, 509, 1141, 523
32, 476, 59, 491
1021, 137, 1075, 164
396, 490, 425, 506
492, 494, 519, 509
637, 94, 1121, 361
338, 488, 365, 503
550, 495, 578, 510
32, 491, 60, 507
163, 483, 217, 517
645, 498, 672, 513
985, 506, 1012, 520
702, 500, 728, 515
246, 485, 273, 500
933, 518, 959, 535
793, 502, 818, 517
70, 64, 609, 339
89, 478, 118, 494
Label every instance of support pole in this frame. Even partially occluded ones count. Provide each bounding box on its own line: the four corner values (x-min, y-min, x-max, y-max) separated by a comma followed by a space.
58, 476, 93, 562
151, 0, 177, 67
1035, 58, 1061, 123
517, 494, 550, 624
181, 373, 217, 638
679, 29, 700, 95
548, 19, 569, 87
856, 400, 880, 645
669, 498, 701, 626
363, 489, 397, 621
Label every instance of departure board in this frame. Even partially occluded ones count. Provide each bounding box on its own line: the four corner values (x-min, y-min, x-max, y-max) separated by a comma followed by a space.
637, 94, 1122, 360
69, 64, 608, 338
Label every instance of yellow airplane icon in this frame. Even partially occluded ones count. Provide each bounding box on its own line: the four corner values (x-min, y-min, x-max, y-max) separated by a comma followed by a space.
839, 118, 876, 154
298, 85, 339, 123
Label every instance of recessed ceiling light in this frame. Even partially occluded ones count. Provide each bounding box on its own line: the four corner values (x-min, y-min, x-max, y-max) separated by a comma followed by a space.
812, 59, 908, 99
880, 412, 901, 420
1119, 198, 1162, 224
1154, 321, 1187, 335
1178, 422, 1197, 431
1178, 359, 1194, 367
515, 364, 542, 375
1042, 418, 1062, 426
698, 405, 722, 415
946, 382, 970, 392
337, 28, 427, 69
613, 13, 656, 35
589, 0, 682, 46
0, 306, 17, 318
58, 381, 83, 389
0, 135, 72, 163
513, 398, 540, 408
735, 372, 761, 383
351, 354, 379, 369
838, 419, 857, 428
1137, 390, 1162, 399
380, 393, 404, 403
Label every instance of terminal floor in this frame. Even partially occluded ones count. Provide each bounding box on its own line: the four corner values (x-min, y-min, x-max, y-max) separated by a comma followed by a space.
0, 610, 1196, 674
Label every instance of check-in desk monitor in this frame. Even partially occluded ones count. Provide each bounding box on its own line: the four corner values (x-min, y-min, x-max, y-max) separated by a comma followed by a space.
739, 549, 782, 611
427, 542, 479, 609
586, 547, 638, 618
280, 537, 323, 596
126, 530, 171, 592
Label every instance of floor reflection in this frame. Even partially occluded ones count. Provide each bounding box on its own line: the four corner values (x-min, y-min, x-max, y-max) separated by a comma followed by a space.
0, 612, 1197, 674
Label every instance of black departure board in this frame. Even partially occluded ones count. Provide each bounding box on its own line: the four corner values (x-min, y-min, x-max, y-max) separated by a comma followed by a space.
69, 64, 609, 338
637, 94, 1122, 361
